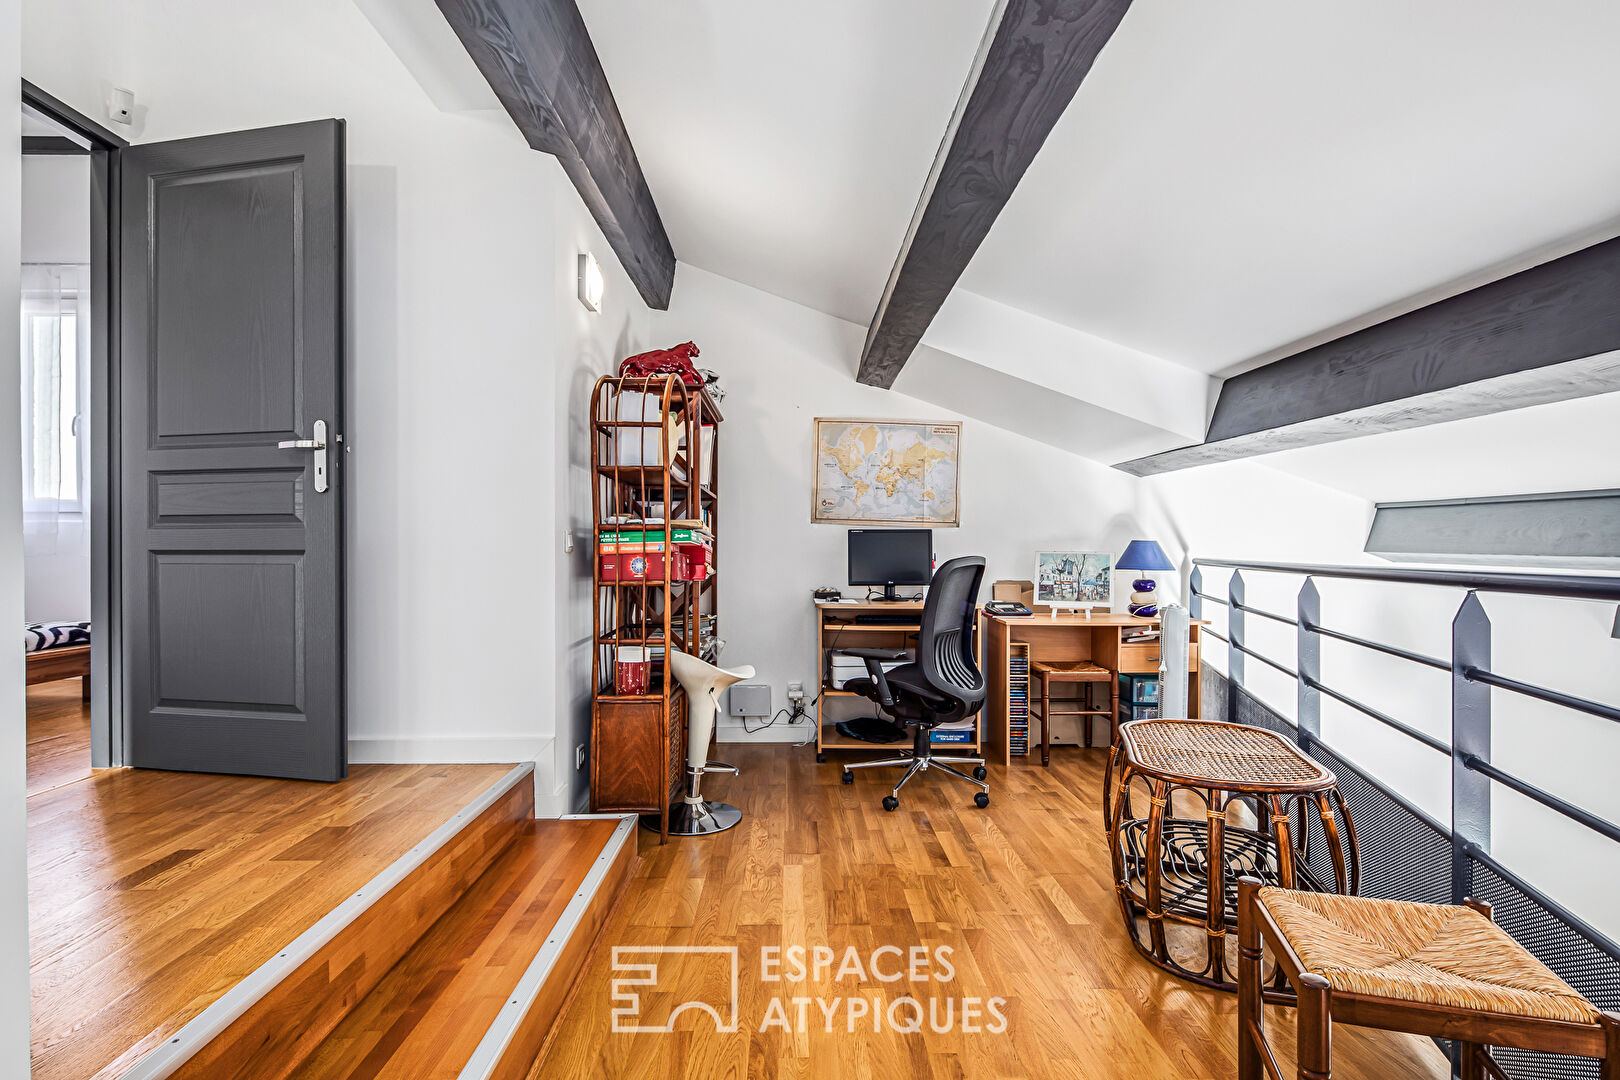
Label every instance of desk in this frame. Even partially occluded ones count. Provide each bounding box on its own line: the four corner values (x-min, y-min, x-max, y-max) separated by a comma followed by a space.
981, 613, 1203, 767
813, 600, 983, 760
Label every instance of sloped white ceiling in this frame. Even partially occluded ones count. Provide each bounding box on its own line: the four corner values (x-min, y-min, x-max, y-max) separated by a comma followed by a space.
960, 0, 1620, 376
574, 0, 996, 325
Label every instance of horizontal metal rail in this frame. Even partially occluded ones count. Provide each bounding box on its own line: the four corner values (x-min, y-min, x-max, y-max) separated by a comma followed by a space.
1190, 589, 1228, 606
1232, 599, 1297, 626
1462, 667, 1620, 725
1277, 722, 1454, 842
1230, 639, 1297, 679
1305, 676, 1451, 756
1301, 619, 1450, 673
1462, 755, 1620, 846
1193, 558, 1620, 601
1464, 842, 1620, 965
1201, 627, 1229, 644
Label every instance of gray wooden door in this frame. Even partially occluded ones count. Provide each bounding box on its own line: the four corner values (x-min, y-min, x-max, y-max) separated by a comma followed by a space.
120, 120, 346, 781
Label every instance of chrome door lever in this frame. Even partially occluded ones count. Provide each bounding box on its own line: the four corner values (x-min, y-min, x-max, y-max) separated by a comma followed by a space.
278, 419, 330, 492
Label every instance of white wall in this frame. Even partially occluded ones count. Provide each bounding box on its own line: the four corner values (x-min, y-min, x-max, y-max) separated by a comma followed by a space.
650, 266, 1364, 742
21, 154, 92, 625
551, 185, 651, 812
3, 0, 37, 1069
22, 0, 579, 778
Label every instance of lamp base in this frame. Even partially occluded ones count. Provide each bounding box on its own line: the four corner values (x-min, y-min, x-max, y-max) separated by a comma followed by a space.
1128, 577, 1159, 618
643, 800, 743, 836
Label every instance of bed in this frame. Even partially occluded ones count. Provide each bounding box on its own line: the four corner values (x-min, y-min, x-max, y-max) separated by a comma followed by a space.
26, 621, 91, 700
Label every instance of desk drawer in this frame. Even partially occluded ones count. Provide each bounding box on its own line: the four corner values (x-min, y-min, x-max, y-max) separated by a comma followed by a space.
1117, 641, 1199, 674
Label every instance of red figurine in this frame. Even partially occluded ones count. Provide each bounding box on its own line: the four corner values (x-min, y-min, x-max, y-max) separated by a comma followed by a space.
619, 342, 704, 387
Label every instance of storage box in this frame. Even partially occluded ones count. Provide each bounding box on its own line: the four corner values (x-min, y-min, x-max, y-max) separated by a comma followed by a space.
1123, 703, 1160, 722
827, 650, 911, 690
599, 548, 687, 583
1119, 673, 1159, 705
992, 579, 1049, 614
612, 389, 681, 467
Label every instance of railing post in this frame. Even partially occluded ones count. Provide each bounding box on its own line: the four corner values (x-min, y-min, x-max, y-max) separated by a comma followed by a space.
1297, 577, 1321, 751
1452, 592, 1492, 905
1189, 566, 1203, 621
1228, 571, 1246, 722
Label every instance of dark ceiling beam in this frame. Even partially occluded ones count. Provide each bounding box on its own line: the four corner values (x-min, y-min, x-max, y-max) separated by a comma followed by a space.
1116, 235, 1620, 476
857, 0, 1135, 388
437, 0, 676, 308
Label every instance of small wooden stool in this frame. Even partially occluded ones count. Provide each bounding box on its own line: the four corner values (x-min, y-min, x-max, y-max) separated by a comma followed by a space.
1031, 660, 1116, 765
1238, 879, 1619, 1080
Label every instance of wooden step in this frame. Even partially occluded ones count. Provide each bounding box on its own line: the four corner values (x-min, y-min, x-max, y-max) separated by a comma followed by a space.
287, 814, 637, 1080
116, 764, 537, 1080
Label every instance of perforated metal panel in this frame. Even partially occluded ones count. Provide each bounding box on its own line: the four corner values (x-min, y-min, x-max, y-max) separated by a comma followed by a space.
1205, 665, 1620, 1080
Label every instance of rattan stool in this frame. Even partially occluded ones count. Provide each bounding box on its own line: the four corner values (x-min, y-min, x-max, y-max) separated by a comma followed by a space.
1238, 880, 1619, 1080
1031, 660, 1116, 765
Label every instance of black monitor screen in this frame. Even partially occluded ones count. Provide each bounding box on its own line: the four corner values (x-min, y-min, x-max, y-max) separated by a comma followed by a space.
848, 529, 933, 591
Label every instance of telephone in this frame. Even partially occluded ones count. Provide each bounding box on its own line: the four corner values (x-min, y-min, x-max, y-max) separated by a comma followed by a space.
984, 601, 1033, 617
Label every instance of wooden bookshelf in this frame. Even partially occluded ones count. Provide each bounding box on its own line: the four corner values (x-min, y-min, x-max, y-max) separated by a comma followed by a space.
588, 374, 722, 841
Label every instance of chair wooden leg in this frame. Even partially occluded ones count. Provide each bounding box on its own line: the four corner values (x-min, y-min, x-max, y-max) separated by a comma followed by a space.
81, 674, 91, 701
1082, 681, 1093, 749
1040, 675, 1051, 767
1296, 972, 1333, 1080
1459, 1042, 1487, 1080
1237, 877, 1266, 1080
1600, 1012, 1620, 1080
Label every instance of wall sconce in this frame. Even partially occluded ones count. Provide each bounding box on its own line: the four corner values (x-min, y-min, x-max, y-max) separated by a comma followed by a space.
577, 252, 604, 312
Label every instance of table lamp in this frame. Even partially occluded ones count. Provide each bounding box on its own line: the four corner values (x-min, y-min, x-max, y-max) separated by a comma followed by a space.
1118, 540, 1176, 617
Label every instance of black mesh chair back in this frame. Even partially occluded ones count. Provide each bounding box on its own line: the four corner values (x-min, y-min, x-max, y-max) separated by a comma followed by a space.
915, 556, 986, 724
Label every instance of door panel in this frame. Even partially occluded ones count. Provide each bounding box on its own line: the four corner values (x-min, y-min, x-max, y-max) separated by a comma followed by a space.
122, 120, 345, 780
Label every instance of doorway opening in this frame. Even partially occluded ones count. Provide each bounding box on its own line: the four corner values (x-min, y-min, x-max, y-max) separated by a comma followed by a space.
22, 102, 97, 794
20, 82, 124, 789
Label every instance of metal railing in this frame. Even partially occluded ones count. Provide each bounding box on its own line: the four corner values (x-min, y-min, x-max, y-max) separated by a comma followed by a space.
1191, 558, 1620, 1079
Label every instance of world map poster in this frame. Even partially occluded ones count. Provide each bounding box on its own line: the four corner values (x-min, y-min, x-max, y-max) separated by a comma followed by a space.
812, 418, 961, 527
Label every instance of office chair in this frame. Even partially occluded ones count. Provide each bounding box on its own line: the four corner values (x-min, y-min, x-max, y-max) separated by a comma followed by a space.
839, 555, 990, 811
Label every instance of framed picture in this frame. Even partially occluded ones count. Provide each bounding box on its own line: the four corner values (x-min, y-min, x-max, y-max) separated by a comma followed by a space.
811, 417, 961, 527
1035, 551, 1112, 610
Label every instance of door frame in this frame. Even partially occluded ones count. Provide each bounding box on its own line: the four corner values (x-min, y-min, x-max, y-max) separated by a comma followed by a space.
22, 80, 127, 767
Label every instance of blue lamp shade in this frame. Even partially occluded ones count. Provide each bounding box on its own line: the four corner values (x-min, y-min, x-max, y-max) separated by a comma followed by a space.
1118, 539, 1176, 573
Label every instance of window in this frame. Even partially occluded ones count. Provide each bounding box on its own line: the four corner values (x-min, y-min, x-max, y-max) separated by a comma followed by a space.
20, 272, 87, 515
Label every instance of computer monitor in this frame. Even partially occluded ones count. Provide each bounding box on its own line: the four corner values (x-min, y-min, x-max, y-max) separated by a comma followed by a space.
848, 529, 933, 601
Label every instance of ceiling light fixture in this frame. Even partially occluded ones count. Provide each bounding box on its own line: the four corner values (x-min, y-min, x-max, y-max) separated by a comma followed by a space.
577, 252, 604, 312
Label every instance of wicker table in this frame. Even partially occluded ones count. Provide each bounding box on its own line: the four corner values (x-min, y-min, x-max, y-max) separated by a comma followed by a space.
1105, 718, 1359, 993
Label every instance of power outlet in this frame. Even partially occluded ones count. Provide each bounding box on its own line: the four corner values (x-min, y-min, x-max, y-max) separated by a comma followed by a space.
575, 743, 586, 771
786, 682, 804, 703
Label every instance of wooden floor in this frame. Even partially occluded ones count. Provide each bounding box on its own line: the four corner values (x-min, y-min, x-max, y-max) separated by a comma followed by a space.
288, 817, 620, 1080
28, 760, 514, 1080
534, 745, 1453, 1080
26, 680, 93, 797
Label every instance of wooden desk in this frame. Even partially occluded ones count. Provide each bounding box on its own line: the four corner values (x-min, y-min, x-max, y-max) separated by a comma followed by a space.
813, 600, 983, 759
981, 613, 1203, 766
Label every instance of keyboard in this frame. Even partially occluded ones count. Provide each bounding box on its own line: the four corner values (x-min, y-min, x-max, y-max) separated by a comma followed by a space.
854, 614, 917, 625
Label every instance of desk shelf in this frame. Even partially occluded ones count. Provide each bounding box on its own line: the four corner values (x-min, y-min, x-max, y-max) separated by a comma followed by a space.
813, 601, 981, 760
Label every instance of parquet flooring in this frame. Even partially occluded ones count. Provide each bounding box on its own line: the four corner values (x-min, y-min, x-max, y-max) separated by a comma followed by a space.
26, 680, 92, 797
28, 760, 513, 1080
533, 744, 1452, 1080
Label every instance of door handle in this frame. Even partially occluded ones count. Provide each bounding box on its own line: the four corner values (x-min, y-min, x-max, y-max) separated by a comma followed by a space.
278, 419, 329, 493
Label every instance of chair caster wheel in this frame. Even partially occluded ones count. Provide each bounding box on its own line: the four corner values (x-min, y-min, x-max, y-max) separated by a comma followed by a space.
974, 792, 990, 808
882, 796, 899, 812
841, 770, 853, 785
972, 766, 987, 780
816, 752, 826, 763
